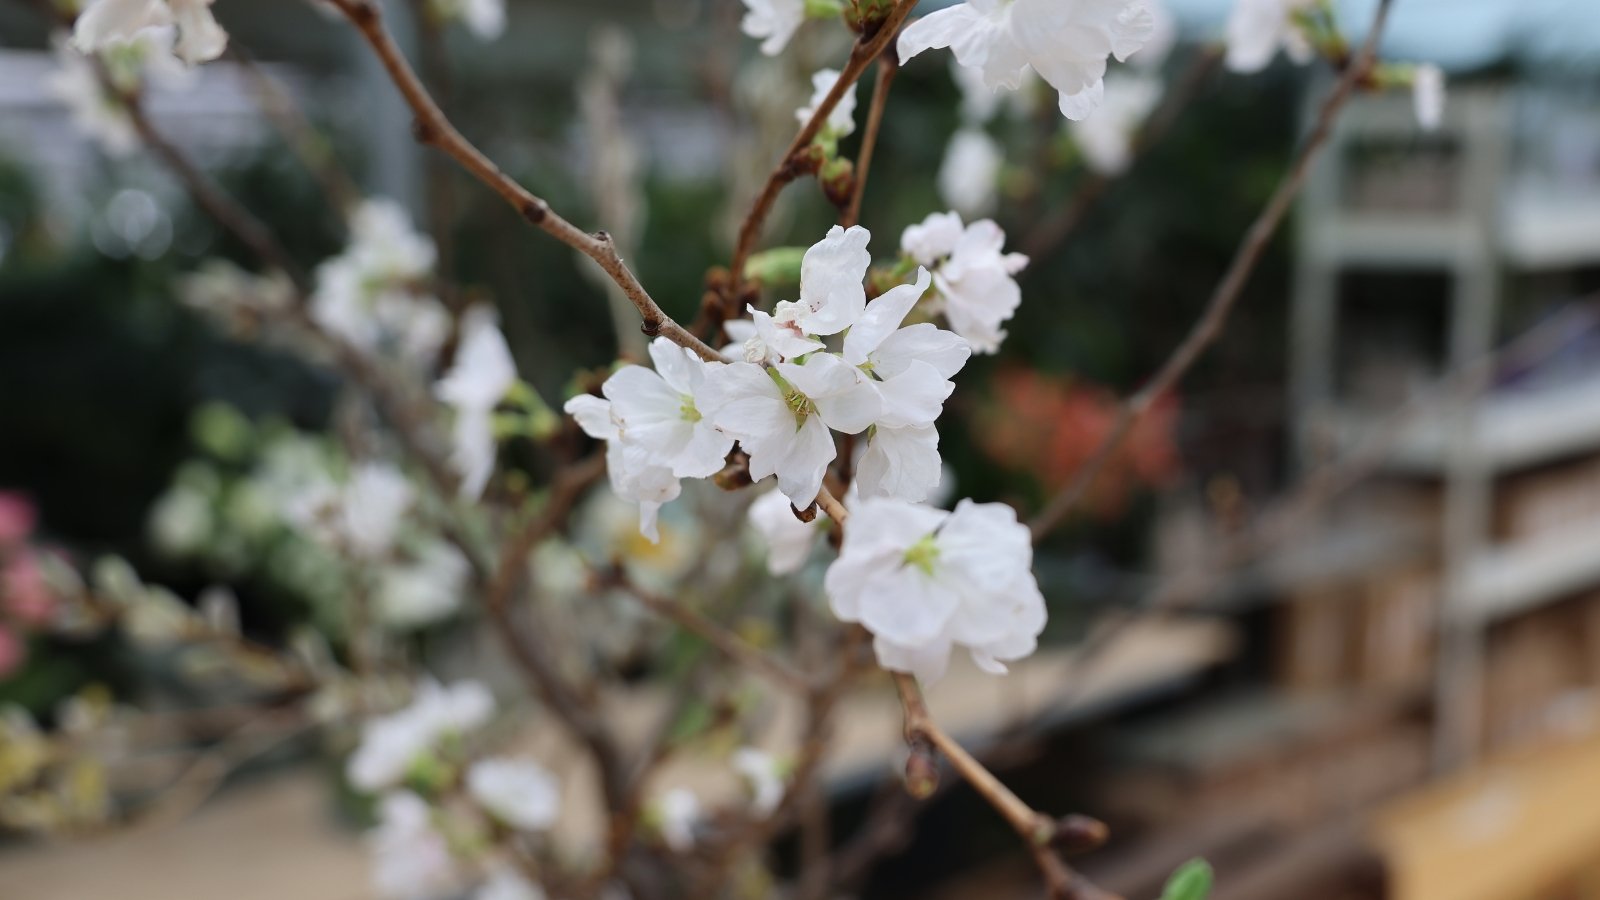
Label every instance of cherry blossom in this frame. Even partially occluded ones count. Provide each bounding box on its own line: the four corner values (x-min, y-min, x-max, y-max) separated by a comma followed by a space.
900, 213, 1028, 354
72, 0, 227, 65
747, 486, 827, 575
433, 0, 506, 41
1225, 0, 1315, 74
374, 540, 471, 630
938, 127, 1004, 218
466, 757, 560, 832
347, 679, 495, 793
368, 792, 460, 900
825, 497, 1046, 684
797, 68, 857, 137
856, 423, 944, 502
655, 788, 701, 852
701, 352, 879, 508
46, 29, 186, 156
732, 747, 786, 816
565, 394, 681, 543
436, 306, 518, 498
899, 0, 1156, 120
312, 200, 449, 367
842, 268, 969, 430
741, 0, 805, 56
1068, 75, 1162, 175
287, 462, 414, 560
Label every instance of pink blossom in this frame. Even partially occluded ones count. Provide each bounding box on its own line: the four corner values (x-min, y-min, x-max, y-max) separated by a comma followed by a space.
3, 551, 55, 627
0, 493, 36, 546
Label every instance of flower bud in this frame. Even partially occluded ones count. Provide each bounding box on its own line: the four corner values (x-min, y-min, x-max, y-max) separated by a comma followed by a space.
820, 158, 855, 209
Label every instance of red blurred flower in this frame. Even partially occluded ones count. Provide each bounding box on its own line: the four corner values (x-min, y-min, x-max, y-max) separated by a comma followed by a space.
0, 624, 22, 679
975, 368, 1181, 518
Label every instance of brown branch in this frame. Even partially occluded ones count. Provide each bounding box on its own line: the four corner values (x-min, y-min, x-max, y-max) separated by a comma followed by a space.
408, 0, 461, 310
727, 0, 919, 286
325, 0, 720, 362
892, 674, 1112, 900
1020, 47, 1222, 261
841, 54, 899, 228
599, 567, 812, 693
1028, 1, 1395, 542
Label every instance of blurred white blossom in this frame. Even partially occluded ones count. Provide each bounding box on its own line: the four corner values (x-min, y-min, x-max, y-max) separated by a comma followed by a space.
1413, 64, 1445, 132
436, 306, 518, 499
347, 679, 495, 793
937, 127, 1004, 218
1068, 75, 1162, 175
368, 792, 460, 900
732, 747, 786, 816
466, 757, 560, 832
741, 0, 805, 56
797, 68, 857, 138
1225, 0, 1315, 73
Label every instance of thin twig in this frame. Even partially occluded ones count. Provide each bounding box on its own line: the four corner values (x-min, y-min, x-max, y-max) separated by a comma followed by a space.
325, 0, 720, 362
728, 0, 919, 286
1020, 47, 1222, 260
841, 54, 899, 228
228, 43, 363, 217
1028, 1, 1395, 542
601, 568, 812, 693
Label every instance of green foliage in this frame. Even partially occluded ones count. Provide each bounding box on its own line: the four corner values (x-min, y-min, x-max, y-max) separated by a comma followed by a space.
1162, 858, 1215, 900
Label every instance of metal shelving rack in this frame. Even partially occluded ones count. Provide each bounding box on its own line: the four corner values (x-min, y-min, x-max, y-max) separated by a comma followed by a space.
1290, 84, 1600, 771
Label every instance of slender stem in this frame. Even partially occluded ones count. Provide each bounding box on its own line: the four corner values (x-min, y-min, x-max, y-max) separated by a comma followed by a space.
1020, 48, 1221, 260
604, 569, 812, 693
892, 674, 1105, 899
1028, 1, 1395, 542
841, 54, 899, 229
228, 43, 363, 218
728, 1, 919, 286
409, 0, 461, 309
326, 0, 721, 362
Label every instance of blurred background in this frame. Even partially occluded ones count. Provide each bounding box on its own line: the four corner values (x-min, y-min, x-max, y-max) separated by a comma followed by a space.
4, 0, 1600, 898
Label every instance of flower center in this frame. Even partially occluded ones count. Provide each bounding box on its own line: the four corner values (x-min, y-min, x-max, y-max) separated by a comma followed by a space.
902, 535, 940, 575
679, 396, 701, 423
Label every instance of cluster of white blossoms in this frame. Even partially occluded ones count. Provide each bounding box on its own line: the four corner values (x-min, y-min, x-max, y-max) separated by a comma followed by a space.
900, 212, 1028, 355
312, 199, 451, 369
826, 497, 1046, 683
72, 0, 227, 67
350, 681, 558, 900
563, 223, 1045, 683
282, 460, 471, 630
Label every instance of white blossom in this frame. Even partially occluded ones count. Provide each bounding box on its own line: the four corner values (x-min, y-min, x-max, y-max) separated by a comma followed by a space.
436, 305, 518, 498
1068, 75, 1162, 175
732, 747, 786, 816
375, 540, 471, 630
368, 792, 460, 900
474, 867, 546, 900
565, 395, 681, 543
563, 338, 733, 541
748, 487, 826, 575
899, 0, 1156, 120
285, 462, 413, 560
937, 127, 1004, 218
843, 268, 969, 430
169, 0, 227, 64
856, 423, 944, 503
701, 352, 879, 508
796, 68, 857, 138
466, 757, 560, 832
741, 0, 805, 56
777, 225, 873, 338
899, 213, 1028, 354
71, 0, 170, 55
825, 497, 1046, 684
1131, 0, 1176, 69
312, 200, 448, 367
347, 680, 495, 793
72, 0, 226, 65
1224, 0, 1315, 74
436, 0, 507, 41
656, 788, 701, 852
46, 34, 138, 156
1413, 64, 1445, 132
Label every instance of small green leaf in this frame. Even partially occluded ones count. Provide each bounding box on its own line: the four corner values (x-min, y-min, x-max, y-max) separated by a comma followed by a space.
1161, 858, 1214, 900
